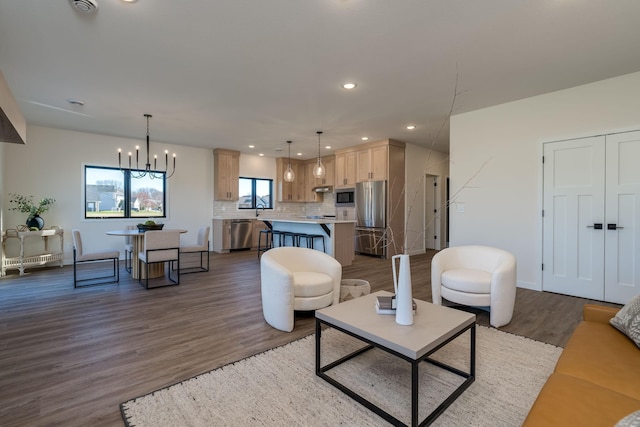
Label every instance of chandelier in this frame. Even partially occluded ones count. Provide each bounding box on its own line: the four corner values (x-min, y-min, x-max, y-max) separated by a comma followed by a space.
312, 131, 325, 179
118, 114, 176, 179
283, 140, 295, 182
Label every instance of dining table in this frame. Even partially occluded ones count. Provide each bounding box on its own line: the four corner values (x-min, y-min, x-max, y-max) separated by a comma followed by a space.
106, 229, 187, 279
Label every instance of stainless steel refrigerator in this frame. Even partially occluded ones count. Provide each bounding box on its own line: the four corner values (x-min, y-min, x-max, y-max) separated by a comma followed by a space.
355, 180, 387, 257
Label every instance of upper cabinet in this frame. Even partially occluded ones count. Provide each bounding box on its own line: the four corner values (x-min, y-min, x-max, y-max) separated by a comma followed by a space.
277, 156, 335, 203
321, 155, 335, 187
275, 158, 304, 202
302, 155, 335, 202
303, 160, 323, 202
335, 151, 357, 188
213, 148, 240, 201
335, 139, 405, 185
356, 145, 388, 182
312, 155, 335, 187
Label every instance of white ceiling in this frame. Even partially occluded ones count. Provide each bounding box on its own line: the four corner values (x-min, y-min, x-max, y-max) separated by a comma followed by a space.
1, 1, 640, 158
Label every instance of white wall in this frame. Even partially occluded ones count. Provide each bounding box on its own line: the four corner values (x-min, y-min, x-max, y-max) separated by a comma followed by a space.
2, 125, 213, 264
450, 71, 640, 290
239, 153, 276, 180
404, 143, 449, 255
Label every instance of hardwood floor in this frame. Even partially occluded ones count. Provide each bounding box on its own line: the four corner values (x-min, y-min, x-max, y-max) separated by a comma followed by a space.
0, 249, 620, 426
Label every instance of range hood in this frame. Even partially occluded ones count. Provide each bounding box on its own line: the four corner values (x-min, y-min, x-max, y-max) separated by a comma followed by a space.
312, 185, 333, 193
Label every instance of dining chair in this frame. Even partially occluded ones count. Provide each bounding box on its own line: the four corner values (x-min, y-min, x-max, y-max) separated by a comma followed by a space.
72, 229, 120, 288
124, 225, 136, 273
138, 230, 180, 289
179, 225, 210, 273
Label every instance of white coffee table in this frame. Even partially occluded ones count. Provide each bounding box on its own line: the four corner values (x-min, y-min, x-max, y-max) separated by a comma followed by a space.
315, 290, 476, 426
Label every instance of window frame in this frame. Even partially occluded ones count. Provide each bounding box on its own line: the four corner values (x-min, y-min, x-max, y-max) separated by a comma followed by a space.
84, 165, 167, 219
238, 177, 273, 210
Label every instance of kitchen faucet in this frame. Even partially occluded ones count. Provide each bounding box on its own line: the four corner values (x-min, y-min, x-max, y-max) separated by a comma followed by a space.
256, 203, 266, 217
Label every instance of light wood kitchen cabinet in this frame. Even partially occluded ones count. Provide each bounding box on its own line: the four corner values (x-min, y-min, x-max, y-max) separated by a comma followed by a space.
300, 155, 335, 202
335, 151, 357, 188
303, 160, 324, 202
356, 144, 388, 182
309, 155, 334, 188
213, 149, 240, 201
252, 219, 269, 249
320, 155, 335, 187
212, 219, 231, 253
275, 158, 304, 202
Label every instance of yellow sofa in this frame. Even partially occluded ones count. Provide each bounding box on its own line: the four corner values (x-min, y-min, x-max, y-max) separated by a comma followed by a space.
523, 304, 640, 426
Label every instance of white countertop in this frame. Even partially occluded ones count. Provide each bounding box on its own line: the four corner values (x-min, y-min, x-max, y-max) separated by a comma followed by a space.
258, 217, 355, 224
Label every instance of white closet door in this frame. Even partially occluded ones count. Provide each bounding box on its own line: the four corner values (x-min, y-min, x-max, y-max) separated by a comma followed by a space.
605, 131, 640, 303
542, 136, 605, 300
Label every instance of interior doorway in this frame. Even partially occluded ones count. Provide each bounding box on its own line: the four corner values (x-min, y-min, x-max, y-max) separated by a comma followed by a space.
424, 174, 441, 250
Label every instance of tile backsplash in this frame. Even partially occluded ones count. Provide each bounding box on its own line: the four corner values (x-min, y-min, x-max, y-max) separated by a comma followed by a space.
213, 193, 336, 218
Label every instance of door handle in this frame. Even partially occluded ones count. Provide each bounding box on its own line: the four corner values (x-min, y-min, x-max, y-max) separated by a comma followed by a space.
607, 224, 624, 230
587, 223, 603, 230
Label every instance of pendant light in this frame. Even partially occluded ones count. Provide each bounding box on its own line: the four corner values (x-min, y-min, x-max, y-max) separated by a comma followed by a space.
312, 131, 326, 179
284, 140, 295, 182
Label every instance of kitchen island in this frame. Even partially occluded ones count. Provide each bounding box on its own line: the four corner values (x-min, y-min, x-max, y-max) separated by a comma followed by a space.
259, 217, 355, 266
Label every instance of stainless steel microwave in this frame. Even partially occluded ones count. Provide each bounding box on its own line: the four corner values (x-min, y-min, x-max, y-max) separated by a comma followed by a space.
335, 188, 355, 207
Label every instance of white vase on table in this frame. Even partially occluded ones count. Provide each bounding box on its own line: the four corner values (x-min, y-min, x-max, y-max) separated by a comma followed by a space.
392, 254, 414, 325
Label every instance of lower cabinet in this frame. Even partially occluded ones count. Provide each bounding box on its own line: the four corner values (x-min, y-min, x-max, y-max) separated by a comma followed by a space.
212, 219, 231, 253
252, 220, 269, 249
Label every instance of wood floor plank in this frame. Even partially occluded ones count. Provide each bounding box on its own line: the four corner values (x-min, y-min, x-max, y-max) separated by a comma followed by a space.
0, 249, 620, 426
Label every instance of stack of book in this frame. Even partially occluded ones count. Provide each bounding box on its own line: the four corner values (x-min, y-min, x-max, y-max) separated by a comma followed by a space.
375, 295, 416, 315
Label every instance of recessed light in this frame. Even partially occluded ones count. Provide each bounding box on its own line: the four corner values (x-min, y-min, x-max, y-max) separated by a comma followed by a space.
248, 145, 255, 148
259, 153, 264, 157
121, 0, 138, 2
342, 82, 357, 90
406, 125, 416, 130
296, 152, 302, 156
325, 145, 331, 149
361, 136, 369, 141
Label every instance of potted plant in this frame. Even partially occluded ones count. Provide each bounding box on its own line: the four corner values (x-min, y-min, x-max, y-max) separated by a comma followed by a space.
8, 193, 56, 230
136, 219, 164, 232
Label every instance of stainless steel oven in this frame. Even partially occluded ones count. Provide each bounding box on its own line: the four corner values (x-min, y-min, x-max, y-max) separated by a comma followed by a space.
335, 188, 355, 207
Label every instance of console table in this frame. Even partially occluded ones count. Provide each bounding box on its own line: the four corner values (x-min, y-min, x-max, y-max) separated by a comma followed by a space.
1, 227, 64, 276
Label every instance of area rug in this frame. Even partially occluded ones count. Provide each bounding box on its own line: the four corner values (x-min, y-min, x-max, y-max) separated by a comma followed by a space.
120, 326, 562, 426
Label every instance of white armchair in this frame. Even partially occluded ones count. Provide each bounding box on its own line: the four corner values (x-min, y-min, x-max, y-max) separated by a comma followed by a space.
260, 247, 342, 332
431, 245, 517, 328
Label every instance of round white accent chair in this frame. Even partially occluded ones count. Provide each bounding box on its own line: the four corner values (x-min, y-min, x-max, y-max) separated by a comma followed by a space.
431, 245, 517, 328
260, 247, 342, 332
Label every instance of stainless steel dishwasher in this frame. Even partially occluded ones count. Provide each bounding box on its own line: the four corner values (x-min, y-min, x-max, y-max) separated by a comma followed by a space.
230, 219, 253, 250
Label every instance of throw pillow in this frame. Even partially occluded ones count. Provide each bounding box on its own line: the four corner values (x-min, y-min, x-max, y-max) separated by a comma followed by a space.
615, 410, 640, 427
610, 294, 640, 348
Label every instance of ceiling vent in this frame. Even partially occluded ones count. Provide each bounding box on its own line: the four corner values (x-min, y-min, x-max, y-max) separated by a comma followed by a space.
69, 0, 98, 14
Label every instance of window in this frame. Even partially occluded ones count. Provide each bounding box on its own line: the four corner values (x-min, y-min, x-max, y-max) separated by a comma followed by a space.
84, 166, 166, 219
238, 177, 273, 210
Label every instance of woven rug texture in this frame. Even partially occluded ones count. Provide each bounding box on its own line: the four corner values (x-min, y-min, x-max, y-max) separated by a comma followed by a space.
121, 325, 561, 426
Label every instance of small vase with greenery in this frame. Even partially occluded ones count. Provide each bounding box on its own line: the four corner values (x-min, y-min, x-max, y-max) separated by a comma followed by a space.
8, 193, 56, 229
